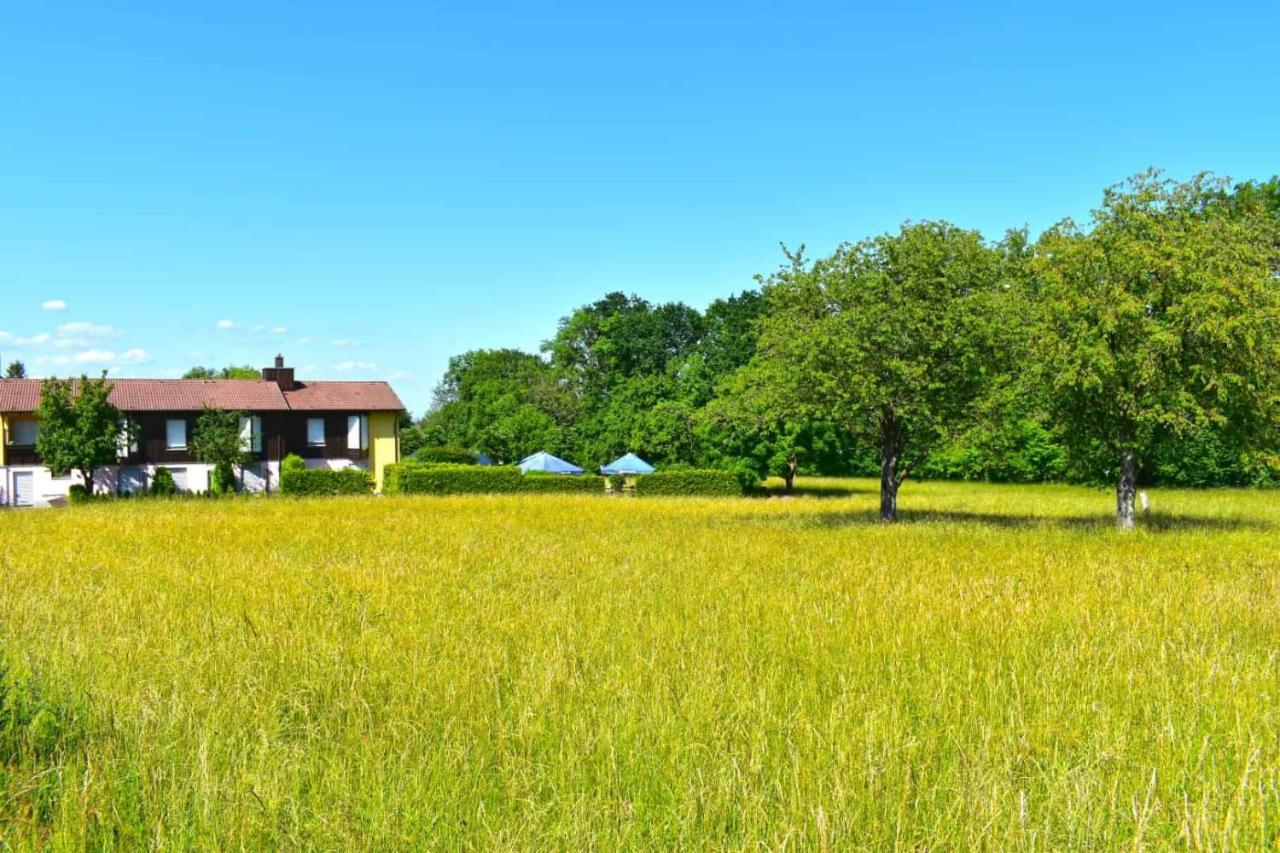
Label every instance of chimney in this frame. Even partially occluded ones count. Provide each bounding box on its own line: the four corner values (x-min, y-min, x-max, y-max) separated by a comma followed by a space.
262, 354, 296, 390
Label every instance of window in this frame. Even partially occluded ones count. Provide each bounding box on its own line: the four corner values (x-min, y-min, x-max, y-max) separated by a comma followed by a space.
307, 418, 326, 447
117, 419, 138, 459
10, 420, 38, 445
239, 416, 263, 453
166, 419, 187, 450
347, 414, 369, 451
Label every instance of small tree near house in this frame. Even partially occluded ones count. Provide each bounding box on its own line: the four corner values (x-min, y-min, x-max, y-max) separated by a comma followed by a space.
4, 360, 26, 379
34, 374, 121, 495
191, 407, 255, 494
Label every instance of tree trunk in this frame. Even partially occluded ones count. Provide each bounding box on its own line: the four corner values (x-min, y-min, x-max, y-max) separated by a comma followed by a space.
82, 468, 94, 496
784, 453, 797, 494
880, 449, 899, 523
1116, 450, 1137, 530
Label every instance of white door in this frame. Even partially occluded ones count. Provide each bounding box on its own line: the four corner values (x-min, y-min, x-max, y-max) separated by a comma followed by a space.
12, 472, 34, 507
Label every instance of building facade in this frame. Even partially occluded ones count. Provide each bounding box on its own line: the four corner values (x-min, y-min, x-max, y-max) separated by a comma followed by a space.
0, 357, 403, 507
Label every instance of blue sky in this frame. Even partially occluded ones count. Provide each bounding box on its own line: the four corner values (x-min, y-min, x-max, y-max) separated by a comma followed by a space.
1, 2, 1277, 413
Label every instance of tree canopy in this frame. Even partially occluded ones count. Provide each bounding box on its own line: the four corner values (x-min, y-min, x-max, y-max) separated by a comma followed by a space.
1032, 171, 1280, 526
183, 365, 260, 380
34, 374, 121, 494
408, 169, 1280, 523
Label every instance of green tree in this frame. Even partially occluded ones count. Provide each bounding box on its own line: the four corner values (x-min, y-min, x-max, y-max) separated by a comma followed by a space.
545, 293, 704, 399
34, 373, 121, 495
191, 407, 254, 494
756, 227, 1009, 521
183, 365, 259, 380
424, 348, 575, 461
4, 360, 26, 379
1032, 171, 1280, 528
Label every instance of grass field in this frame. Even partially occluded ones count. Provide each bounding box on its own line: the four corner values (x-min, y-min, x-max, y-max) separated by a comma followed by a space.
2, 478, 1279, 848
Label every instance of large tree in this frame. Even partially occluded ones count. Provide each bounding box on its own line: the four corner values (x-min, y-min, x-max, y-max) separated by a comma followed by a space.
34, 374, 121, 495
4, 360, 26, 379
424, 348, 575, 462
756, 225, 1010, 521
191, 407, 255, 494
1032, 171, 1280, 528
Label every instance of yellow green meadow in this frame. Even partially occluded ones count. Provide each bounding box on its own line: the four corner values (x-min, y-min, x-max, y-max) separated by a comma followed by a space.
2, 479, 1279, 849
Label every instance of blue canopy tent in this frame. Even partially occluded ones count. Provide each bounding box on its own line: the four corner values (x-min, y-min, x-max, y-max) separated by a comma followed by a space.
516, 451, 584, 475
599, 452, 655, 475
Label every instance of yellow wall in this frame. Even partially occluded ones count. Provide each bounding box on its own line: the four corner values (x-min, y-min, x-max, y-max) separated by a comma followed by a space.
368, 411, 399, 492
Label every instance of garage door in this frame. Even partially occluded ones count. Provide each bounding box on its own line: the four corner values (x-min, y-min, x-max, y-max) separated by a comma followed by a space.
240, 463, 266, 493
169, 467, 189, 492
12, 472, 34, 507
119, 468, 146, 495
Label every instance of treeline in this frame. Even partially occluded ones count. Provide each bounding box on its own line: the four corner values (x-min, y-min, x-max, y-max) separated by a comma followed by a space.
407, 171, 1280, 524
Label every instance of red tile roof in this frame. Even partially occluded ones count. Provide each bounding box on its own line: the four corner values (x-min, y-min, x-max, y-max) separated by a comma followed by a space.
283, 381, 405, 411
0, 378, 403, 413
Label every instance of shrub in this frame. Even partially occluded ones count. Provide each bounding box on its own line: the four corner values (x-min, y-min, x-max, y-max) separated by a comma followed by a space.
280, 456, 373, 496
386, 463, 523, 495
68, 484, 91, 505
209, 462, 237, 496
521, 472, 606, 494
412, 446, 478, 465
150, 467, 177, 497
633, 469, 744, 497
384, 463, 604, 495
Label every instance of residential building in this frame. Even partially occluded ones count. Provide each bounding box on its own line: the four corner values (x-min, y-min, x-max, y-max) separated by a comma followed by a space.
0, 356, 403, 506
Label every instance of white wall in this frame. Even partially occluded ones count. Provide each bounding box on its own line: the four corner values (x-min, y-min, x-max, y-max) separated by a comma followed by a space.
2, 460, 282, 507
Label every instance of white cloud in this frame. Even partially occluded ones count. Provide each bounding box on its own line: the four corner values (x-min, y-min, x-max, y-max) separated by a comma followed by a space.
74, 349, 115, 363
273, 326, 288, 334
41, 299, 67, 311
331, 339, 358, 348
57, 321, 120, 338
216, 319, 235, 330
388, 370, 412, 381
0, 330, 10, 341
118, 348, 151, 364
297, 336, 313, 345
16, 333, 50, 346
333, 360, 377, 371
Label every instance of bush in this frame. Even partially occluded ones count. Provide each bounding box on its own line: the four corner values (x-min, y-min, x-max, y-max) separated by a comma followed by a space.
150, 467, 177, 497
385, 463, 604, 495
210, 462, 237, 496
68, 484, 91, 505
280, 454, 374, 496
412, 446, 478, 465
386, 463, 523, 495
521, 472, 606, 494
633, 469, 744, 497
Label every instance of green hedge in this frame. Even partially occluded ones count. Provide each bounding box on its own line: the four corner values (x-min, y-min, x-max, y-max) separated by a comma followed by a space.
632, 469, 745, 497
385, 463, 605, 495
522, 472, 606, 494
280, 454, 374, 496
412, 446, 478, 465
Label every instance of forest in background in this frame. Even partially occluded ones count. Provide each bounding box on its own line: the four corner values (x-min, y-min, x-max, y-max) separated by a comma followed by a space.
406, 171, 1280, 493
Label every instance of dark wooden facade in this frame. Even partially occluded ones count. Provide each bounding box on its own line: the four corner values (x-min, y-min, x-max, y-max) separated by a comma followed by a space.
10, 411, 370, 467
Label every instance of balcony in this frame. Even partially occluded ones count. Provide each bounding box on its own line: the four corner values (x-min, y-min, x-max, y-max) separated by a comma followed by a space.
4, 444, 41, 466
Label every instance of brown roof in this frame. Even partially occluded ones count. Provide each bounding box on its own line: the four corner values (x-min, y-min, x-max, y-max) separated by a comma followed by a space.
0, 378, 403, 414
283, 381, 405, 411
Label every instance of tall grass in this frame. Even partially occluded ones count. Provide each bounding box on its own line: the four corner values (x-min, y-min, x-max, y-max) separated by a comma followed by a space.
1, 479, 1278, 848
